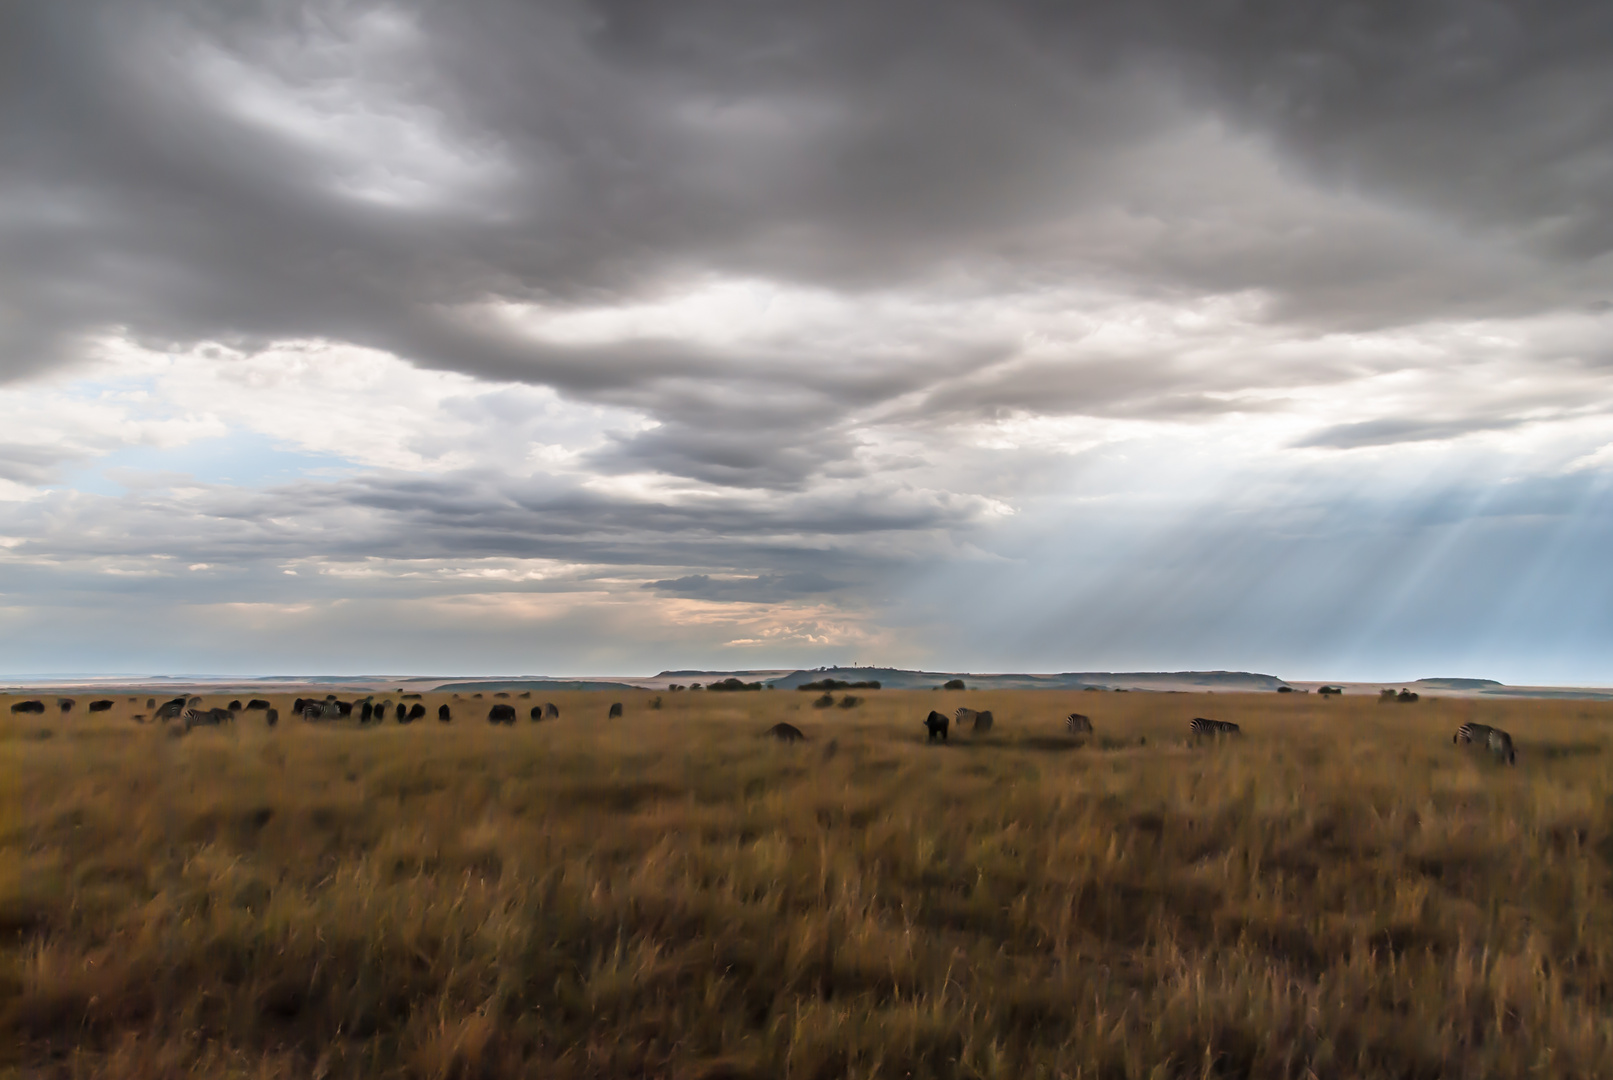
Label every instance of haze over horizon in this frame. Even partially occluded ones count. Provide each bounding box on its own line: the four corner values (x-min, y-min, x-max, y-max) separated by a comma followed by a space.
5, 1, 1613, 684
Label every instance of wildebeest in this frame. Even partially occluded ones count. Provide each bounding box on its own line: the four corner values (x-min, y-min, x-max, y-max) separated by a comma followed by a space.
544, 702, 559, 719
182, 707, 233, 732
146, 698, 157, 709
360, 701, 374, 723
228, 700, 242, 711
766, 722, 806, 742
407, 703, 425, 721
489, 703, 516, 725
438, 704, 452, 723
924, 710, 949, 742
529, 706, 544, 722
1190, 717, 1241, 738
10, 700, 45, 714
966, 708, 994, 734
608, 702, 623, 718
266, 708, 279, 728
494, 691, 509, 698
1066, 713, 1093, 735
88, 700, 114, 712
245, 699, 271, 710
1454, 722, 1517, 765
395, 703, 407, 722
58, 698, 75, 713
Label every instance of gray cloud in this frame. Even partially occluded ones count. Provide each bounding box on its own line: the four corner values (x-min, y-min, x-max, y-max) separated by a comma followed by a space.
6, 0, 1613, 675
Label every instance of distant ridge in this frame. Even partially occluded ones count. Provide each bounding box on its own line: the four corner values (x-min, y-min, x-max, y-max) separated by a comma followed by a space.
760, 667, 1288, 691
1414, 678, 1504, 690
432, 678, 640, 692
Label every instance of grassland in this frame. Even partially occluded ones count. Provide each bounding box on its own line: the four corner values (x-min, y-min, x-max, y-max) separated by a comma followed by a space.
4, 686, 1613, 1079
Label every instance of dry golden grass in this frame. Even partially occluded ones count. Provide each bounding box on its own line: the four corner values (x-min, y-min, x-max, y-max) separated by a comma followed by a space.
4, 686, 1613, 1079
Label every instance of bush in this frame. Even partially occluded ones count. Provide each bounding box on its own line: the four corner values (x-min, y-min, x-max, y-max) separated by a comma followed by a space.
798, 679, 881, 691
811, 693, 834, 709
943, 679, 966, 690
649, 696, 663, 710
708, 678, 763, 692
1319, 686, 1343, 696
837, 695, 861, 709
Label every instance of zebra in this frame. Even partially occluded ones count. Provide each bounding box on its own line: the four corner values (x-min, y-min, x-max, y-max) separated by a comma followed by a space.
154, 698, 187, 722
182, 707, 233, 732
1066, 713, 1093, 735
1190, 717, 1241, 738
1454, 722, 1517, 766
924, 710, 949, 742
956, 707, 993, 734
544, 702, 559, 719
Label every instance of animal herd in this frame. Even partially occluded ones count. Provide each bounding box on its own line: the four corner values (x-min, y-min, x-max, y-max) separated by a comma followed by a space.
5, 694, 1525, 764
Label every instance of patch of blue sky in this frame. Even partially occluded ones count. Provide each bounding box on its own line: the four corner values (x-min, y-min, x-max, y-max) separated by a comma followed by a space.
55, 429, 359, 495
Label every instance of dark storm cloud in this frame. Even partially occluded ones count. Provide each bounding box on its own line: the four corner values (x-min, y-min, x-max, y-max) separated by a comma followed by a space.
9, 0, 1612, 396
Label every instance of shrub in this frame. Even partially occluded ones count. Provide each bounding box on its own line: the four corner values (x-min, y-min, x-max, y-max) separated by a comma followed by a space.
943, 679, 966, 690
708, 678, 763, 692
811, 693, 835, 709
649, 696, 663, 710
837, 695, 861, 709
798, 679, 881, 691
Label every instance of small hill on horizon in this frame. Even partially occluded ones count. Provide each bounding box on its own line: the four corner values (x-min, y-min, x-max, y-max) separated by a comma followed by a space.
1414, 677, 1504, 689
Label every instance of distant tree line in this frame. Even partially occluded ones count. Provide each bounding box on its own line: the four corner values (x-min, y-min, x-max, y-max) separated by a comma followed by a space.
798, 679, 881, 691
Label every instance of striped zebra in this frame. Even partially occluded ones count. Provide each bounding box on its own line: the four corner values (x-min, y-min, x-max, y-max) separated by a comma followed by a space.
1454, 722, 1517, 766
1065, 713, 1093, 735
956, 707, 992, 734
1190, 717, 1241, 738
181, 707, 232, 732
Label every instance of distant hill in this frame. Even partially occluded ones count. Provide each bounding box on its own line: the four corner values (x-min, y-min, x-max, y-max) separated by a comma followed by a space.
432, 679, 640, 692
1414, 678, 1503, 690
761, 667, 1287, 691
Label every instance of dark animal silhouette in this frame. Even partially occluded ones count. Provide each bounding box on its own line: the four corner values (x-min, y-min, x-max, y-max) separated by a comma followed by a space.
1190, 717, 1241, 737
88, 700, 114, 712
1454, 722, 1517, 765
146, 698, 157, 709
544, 702, 559, 719
395, 703, 407, 722
766, 722, 806, 742
438, 704, 452, 722
608, 702, 623, 718
245, 699, 271, 710
407, 703, 425, 721
360, 701, 374, 723
10, 700, 44, 714
489, 703, 517, 725
1066, 713, 1093, 735
228, 700, 242, 711
155, 698, 187, 721
530, 706, 544, 721
58, 698, 75, 713
182, 707, 232, 732
924, 710, 949, 742
266, 708, 279, 728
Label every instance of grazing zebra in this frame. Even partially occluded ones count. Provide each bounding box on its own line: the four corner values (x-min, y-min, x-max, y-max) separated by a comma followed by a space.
544, 702, 559, 719
957, 707, 993, 734
1454, 722, 1517, 766
182, 707, 232, 732
924, 710, 949, 742
1066, 713, 1093, 735
1190, 717, 1241, 738
766, 722, 806, 742
608, 702, 623, 718
155, 698, 187, 722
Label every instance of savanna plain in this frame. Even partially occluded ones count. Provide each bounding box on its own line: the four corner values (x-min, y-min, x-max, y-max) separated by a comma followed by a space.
4, 687, 1613, 1079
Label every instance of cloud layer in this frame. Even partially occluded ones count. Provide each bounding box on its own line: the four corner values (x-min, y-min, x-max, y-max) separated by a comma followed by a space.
4, 0, 1613, 679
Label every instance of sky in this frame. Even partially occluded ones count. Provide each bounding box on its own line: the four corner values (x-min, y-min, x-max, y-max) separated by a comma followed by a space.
4, 0, 1613, 682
